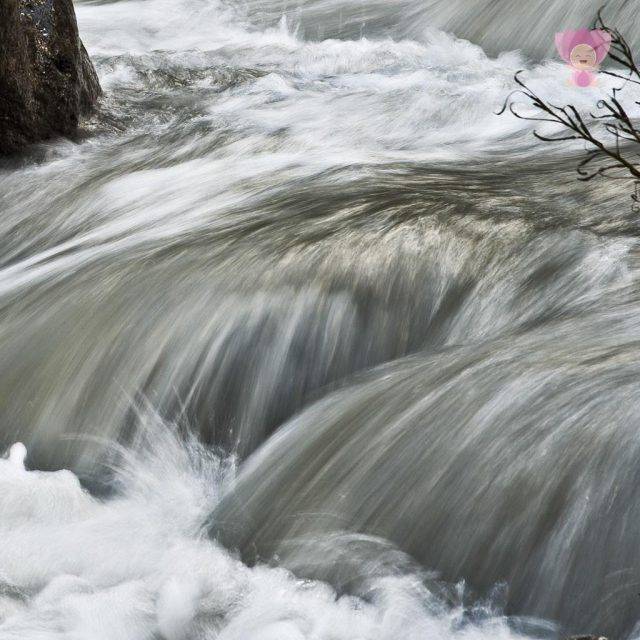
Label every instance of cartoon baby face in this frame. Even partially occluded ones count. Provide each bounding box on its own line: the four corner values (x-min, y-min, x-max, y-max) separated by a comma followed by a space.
570, 44, 598, 70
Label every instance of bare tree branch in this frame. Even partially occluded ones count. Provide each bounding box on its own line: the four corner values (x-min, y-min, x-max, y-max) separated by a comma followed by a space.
498, 8, 640, 189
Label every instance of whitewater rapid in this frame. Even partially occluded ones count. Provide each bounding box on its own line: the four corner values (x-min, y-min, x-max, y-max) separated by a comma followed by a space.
2, 0, 640, 638
0, 425, 534, 640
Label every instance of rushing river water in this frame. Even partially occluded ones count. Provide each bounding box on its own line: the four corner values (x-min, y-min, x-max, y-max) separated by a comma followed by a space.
2, 0, 640, 638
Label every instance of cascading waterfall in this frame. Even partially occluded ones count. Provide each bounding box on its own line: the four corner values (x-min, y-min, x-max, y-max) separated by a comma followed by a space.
1, 0, 640, 638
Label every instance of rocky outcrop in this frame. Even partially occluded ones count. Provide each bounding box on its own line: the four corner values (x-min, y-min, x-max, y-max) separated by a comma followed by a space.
0, 0, 101, 154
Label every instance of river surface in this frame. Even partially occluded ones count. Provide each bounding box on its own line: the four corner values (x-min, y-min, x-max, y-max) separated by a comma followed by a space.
2, 1, 640, 638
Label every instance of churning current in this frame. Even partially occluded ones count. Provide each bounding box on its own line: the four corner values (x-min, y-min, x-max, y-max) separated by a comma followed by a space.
2, 0, 640, 638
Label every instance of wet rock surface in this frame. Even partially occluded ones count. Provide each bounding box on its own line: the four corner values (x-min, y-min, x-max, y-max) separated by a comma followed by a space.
0, 0, 101, 153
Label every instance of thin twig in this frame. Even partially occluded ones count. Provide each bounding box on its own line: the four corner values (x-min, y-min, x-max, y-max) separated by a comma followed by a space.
498, 9, 640, 185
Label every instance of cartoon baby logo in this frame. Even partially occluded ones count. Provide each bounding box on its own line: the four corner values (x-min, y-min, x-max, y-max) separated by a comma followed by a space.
555, 29, 612, 87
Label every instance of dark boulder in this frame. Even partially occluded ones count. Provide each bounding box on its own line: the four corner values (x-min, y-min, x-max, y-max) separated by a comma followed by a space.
0, 0, 101, 154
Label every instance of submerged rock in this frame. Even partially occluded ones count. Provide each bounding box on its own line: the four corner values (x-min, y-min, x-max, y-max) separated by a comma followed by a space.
0, 0, 101, 154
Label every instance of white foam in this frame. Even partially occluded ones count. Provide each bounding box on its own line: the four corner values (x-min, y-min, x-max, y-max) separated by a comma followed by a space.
72, 0, 640, 172
0, 431, 532, 639
7, 444, 26, 471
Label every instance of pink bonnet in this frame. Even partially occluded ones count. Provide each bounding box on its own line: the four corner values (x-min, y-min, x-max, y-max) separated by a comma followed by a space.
555, 29, 612, 65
